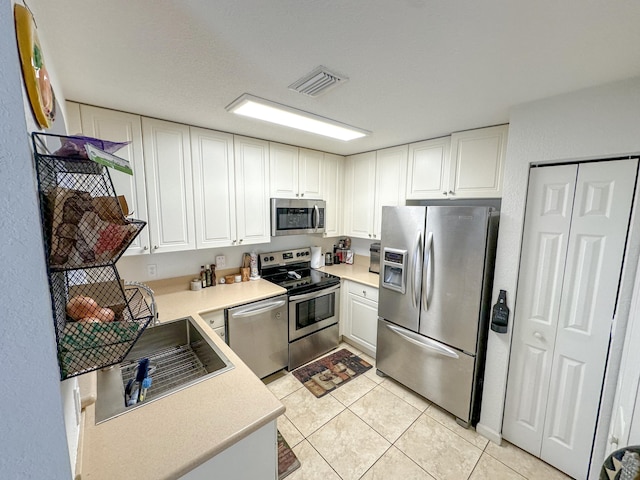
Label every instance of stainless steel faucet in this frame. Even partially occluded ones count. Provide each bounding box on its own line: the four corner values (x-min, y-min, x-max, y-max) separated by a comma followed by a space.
125, 281, 159, 326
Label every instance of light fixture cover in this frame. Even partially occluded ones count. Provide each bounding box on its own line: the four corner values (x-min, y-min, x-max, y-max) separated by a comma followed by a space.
226, 94, 369, 141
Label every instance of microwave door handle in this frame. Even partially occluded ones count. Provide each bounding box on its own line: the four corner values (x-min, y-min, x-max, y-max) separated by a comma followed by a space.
385, 323, 459, 359
412, 230, 423, 309
313, 204, 319, 230
230, 299, 286, 318
289, 284, 340, 302
422, 232, 433, 311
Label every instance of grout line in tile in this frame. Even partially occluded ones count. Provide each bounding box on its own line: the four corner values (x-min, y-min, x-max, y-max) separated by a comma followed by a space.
304, 439, 344, 480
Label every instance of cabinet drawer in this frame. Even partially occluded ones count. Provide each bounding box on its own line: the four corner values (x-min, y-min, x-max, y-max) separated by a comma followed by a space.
347, 281, 379, 302
201, 310, 225, 329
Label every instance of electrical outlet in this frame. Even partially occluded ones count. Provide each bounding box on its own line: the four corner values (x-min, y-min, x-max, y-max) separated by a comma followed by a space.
215, 255, 226, 268
147, 264, 157, 278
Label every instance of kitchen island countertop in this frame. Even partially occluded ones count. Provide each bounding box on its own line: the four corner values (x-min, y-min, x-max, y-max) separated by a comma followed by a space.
79, 277, 287, 480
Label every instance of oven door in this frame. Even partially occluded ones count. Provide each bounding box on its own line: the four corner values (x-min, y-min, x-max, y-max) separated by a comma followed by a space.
288, 284, 339, 341
271, 198, 326, 236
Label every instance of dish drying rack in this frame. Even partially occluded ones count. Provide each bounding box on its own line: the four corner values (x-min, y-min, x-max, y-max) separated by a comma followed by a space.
32, 132, 154, 379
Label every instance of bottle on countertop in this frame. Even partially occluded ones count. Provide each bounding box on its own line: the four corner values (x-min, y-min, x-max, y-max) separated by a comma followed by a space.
200, 265, 206, 288
205, 264, 212, 287
210, 264, 217, 286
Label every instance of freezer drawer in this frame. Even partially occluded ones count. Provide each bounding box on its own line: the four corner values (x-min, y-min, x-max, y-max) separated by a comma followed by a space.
226, 295, 288, 379
377, 318, 476, 423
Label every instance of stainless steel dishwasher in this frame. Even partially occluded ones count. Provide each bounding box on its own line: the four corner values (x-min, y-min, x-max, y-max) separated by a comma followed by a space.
225, 294, 288, 379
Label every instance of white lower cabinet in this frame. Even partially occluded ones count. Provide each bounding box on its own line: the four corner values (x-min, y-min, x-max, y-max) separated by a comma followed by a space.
181, 420, 277, 479
201, 309, 226, 343
341, 280, 379, 357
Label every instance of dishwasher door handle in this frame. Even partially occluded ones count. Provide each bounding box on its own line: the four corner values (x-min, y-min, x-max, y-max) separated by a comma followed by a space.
229, 300, 286, 318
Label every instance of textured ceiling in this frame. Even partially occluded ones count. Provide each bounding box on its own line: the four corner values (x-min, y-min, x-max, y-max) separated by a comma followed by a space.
27, 0, 640, 156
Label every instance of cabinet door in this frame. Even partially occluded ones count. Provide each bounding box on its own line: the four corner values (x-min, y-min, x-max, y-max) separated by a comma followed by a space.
234, 136, 270, 246
323, 153, 344, 238
343, 152, 376, 239
269, 142, 298, 199
299, 148, 323, 199
191, 127, 236, 248
142, 117, 195, 253
374, 145, 408, 239
80, 105, 150, 255
406, 137, 451, 200
449, 124, 508, 198
346, 288, 378, 356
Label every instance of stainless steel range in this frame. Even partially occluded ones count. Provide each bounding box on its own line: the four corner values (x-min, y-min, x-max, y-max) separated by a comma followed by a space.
260, 247, 341, 370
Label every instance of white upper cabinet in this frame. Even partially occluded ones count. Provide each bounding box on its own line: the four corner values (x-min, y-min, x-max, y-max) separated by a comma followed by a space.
373, 145, 408, 237
142, 117, 195, 253
190, 127, 236, 248
322, 153, 344, 238
449, 124, 508, 198
344, 145, 407, 240
344, 151, 376, 239
298, 148, 324, 199
269, 143, 323, 199
234, 136, 271, 246
69, 103, 151, 255
406, 137, 451, 200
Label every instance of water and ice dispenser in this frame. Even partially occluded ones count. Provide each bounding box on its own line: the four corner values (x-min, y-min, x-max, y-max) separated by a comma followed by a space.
381, 247, 407, 294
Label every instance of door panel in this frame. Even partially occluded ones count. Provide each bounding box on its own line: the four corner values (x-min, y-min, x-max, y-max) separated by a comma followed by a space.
378, 206, 426, 332
419, 206, 490, 353
541, 158, 638, 479
503, 164, 578, 455
377, 319, 475, 422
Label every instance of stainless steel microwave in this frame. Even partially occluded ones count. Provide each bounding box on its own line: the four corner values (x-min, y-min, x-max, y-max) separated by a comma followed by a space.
271, 198, 326, 236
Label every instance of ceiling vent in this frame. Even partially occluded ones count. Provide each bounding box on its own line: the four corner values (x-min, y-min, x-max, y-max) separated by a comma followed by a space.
288, 66, 348, 97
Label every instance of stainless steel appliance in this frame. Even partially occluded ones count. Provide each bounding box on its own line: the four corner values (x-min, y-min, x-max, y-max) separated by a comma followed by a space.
369, 242, 380, 274
226, 295, 288, 378
271, 198, 326, 236
376, 206, 498, 426
260, 248, 341, 370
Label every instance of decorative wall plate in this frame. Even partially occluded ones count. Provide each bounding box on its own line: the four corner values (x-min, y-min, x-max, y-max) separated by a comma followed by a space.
15, 4, 55, 128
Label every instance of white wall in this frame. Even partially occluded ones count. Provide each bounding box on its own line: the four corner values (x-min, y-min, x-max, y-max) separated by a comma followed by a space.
0, 0, 72, 478
477, 76, 640, 477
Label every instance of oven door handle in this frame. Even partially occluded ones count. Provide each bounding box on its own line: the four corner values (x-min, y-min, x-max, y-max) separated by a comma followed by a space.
229, 299, 286, 318
289, 284, 340, 302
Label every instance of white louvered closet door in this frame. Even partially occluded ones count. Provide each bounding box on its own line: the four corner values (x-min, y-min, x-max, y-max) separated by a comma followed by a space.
503, 158, 638, 479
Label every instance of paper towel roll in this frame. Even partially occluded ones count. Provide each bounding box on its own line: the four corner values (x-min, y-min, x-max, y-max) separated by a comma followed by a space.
310, 246, 322, 269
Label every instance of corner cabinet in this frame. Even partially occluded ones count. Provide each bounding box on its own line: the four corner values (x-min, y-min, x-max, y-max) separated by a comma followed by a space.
344, 145, 407, 240
66, 102, 150, 255
341, 280, 379, 358
234, 136, 271, 246
269, 143, 323, 199
449, 124, 508, 198
142, 118, 196, 253
323, 153, 344, 238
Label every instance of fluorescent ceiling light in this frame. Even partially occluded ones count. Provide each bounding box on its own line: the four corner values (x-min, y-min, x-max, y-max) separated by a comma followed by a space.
226, 94, 370, 141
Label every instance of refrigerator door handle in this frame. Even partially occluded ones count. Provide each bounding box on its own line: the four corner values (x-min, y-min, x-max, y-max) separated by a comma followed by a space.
422, 232, 433, 311
385, 323, 459, 359
412, 230, 423, 309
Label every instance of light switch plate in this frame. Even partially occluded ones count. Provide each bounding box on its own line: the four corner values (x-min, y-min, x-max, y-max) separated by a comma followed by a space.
215, 255, 226, 268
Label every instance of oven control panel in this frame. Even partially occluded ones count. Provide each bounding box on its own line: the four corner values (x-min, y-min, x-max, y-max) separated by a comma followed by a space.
260, 248, 311, 268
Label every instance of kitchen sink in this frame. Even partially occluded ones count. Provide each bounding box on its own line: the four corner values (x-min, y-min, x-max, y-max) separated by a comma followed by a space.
95, 316, 234, 424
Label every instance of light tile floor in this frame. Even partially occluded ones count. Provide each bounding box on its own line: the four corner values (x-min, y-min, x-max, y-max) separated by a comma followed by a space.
264, 342, 574, 480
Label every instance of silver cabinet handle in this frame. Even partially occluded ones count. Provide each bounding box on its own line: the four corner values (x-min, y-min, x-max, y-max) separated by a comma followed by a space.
533, 331, 544, 340
239, 239, 243, 244
232, 240, 236, 244
301, 193, 304, 197
422, 232, 433, 311
289, 284, 340, 302
448, 190, 455, 195
143, 246, 149, 250
296, 193, 299, 197
153, 245, 159, 250
386, 323, 459, 359
442, 191, 447, 196
230, 300, 286, 318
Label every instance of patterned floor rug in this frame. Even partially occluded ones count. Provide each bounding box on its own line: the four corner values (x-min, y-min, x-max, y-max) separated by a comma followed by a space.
292, 348, 373, 398
277, 430, 300, 479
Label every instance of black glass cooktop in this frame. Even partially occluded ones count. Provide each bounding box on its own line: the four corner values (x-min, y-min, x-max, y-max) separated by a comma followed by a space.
262, 266, 340, 295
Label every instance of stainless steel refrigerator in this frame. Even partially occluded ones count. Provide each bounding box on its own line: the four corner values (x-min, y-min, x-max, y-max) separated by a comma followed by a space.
376, 206, 498, 426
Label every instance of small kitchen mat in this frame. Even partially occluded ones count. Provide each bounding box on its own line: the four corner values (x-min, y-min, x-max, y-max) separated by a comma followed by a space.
278, 430, 300, 479
292, 349, 372, 398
